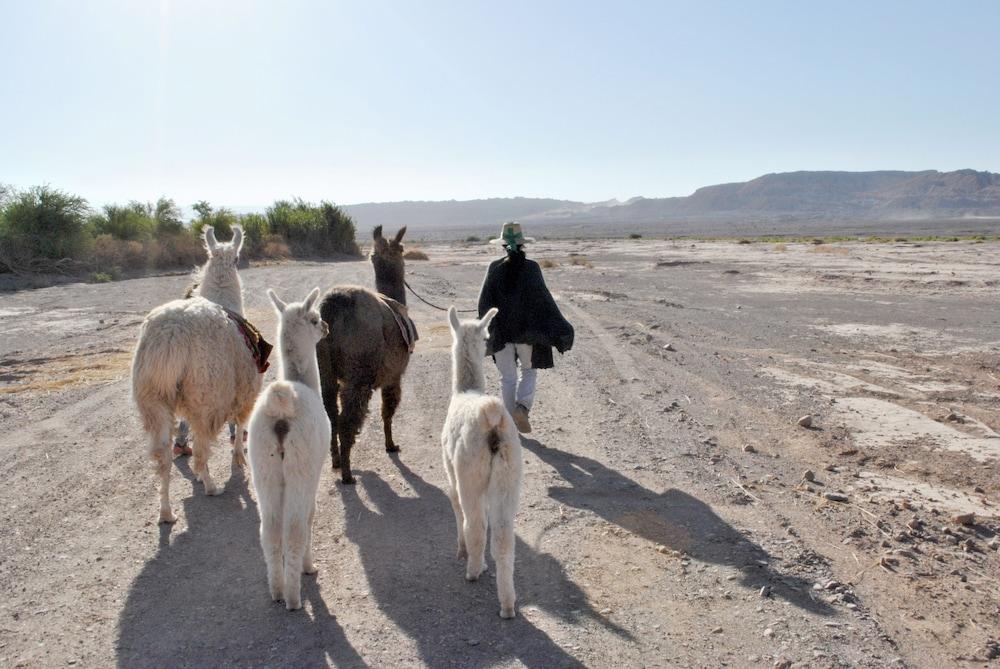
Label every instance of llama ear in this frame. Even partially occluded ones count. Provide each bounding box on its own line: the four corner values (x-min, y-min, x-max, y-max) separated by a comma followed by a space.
479, 307, 499, 331
267, 289, 287, 313
373, 225, 384, 241
203, 226, 218, 253
447, 306, 461, 332
231, 226, 243, 254
303, 287, 320, 312
393, 227, 407, 244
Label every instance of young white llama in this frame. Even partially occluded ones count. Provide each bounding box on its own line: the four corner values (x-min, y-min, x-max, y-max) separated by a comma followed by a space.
248, 288, 330, 611
132, 226, 262, 522
441, 306, 523, 618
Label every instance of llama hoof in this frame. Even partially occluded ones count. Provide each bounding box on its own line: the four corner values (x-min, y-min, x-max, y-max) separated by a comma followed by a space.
465, 565, 486, 582
158, 509, 178, 524
269, 585, 283, 602
231, 449, 247, 469
499, 606, 516, 619
303, 563, 318, 575
205, 482, 225, 496
341, 474, 356, 485
330, 457, 341, 470
456, 546, 468, 560
285, 597, 302, 611
385, 443, 400, 453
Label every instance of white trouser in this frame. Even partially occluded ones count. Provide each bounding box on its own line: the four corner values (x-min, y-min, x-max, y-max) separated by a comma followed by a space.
494, 343, 537, 413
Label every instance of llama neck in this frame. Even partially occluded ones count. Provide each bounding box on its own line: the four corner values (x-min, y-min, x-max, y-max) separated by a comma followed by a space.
279, 331, 321, 393
452, 343, 485, 394
198, 264, 244, 315
373, 257, 405, 304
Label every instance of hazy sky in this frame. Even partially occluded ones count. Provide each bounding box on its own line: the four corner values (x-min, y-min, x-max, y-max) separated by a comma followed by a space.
2, 0, 998, 206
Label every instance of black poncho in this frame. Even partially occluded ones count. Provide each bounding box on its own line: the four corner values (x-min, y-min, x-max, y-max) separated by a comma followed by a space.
477, 251, 574, 369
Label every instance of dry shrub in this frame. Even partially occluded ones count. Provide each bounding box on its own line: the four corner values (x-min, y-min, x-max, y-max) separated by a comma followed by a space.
809, 244, 850, 255
91, 234, 146, 270
773, 243, 788, 252
259, 234, 291, 259
149, 232, 204, 268
538, 258, 559, 268
403, 249, 429, 260
569, 255, 593, 268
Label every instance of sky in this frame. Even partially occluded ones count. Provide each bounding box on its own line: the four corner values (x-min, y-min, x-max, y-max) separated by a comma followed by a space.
1, 0, 999, 207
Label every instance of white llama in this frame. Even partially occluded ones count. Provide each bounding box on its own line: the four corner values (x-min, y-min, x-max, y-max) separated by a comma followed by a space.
131, 226, 262, 522
441, 306, 523, 618
248, 287, 330, 611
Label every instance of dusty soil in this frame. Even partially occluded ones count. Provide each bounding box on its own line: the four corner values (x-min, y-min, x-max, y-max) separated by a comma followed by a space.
1, 239, 998, 668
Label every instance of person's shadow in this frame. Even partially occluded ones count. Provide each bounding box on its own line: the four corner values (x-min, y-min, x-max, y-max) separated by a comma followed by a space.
520, 438, 834, 616
341, 456, 633, 669
116, 463, 365, 668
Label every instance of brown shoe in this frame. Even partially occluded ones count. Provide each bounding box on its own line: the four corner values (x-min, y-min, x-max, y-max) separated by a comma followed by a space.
512, 404, 532, 433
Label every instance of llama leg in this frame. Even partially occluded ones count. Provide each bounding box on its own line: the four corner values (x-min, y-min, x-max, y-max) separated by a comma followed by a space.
490, 501, 518, 618
191, 424, 224, 496
303, 501, 318, 575
148, 418, 176, 524
442, 455, 466, 558
380, 383, 402, 453
320, 372, 341, 469
337, 383, 373, 485
231, 421, 247, 469
282, 514, 307, 610
458, 487, 488, 581
260, 504, 284, 602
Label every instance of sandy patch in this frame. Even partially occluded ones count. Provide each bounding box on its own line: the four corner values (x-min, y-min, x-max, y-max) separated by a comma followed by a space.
835, 397, 1000, 463
853, 471, 996, 518
761, 366, 899, 397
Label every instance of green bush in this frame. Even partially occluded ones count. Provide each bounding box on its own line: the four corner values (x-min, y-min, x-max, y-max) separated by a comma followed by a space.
0, 185, 91, 271
89, 202, 156, 241
153, 197, 184, 235
190, 201, 238, 239
266, 199, 359, 257
238, 212, 268, 256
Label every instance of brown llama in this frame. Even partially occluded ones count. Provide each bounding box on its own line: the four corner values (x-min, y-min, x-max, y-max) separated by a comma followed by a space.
316, 225, 417, 484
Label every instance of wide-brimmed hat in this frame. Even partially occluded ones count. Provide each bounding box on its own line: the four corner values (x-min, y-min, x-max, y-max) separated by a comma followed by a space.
489, 221, 535, 246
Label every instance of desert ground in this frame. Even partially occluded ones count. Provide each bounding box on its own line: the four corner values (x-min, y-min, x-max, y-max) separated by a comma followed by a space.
0, 238, 998, 668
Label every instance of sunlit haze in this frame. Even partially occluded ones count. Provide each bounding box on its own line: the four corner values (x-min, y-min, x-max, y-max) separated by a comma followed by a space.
2, 0, 998, 207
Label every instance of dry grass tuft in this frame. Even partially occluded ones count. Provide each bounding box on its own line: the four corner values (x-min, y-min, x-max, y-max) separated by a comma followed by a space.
773, 243, 788, 252
568, 255, 593, 268
538, 258, 560, 268
809, 244, 850, 255
403, 249, 429, 260
0, 349, 132, 395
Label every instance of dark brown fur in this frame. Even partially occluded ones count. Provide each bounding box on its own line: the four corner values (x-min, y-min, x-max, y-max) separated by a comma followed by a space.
316, 226, 410, 483
487, 428, 501, 454
273, 418, 289, 459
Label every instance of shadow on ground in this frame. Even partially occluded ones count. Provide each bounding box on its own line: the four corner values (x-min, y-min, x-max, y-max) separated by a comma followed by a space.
521, 438, 834, 616
340, 456, 632, 669
116, 463, 364, 668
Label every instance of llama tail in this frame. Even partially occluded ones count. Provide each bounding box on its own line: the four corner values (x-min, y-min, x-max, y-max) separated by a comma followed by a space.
261, 381, 299, 419
481, 399, 520, 513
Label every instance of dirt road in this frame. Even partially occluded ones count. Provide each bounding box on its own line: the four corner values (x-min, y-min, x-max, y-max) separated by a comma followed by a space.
1, 239, 998, 668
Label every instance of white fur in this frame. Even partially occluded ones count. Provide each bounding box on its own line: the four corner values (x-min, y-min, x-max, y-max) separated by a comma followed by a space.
195, 225, 244, 315
131, 226, 259, 523
441, 306, 523, 618
248, 288, 330, 611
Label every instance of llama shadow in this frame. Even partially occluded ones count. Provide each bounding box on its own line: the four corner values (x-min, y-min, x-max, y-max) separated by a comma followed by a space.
340, 457, 633, 669
520, 439, 834, 616
116, 467, 365, 668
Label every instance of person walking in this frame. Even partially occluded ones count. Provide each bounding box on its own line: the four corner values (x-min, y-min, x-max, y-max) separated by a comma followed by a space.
477, 222, 574, 433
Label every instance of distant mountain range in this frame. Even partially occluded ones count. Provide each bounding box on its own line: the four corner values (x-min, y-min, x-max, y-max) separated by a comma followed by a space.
339, 169, 1000, 238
